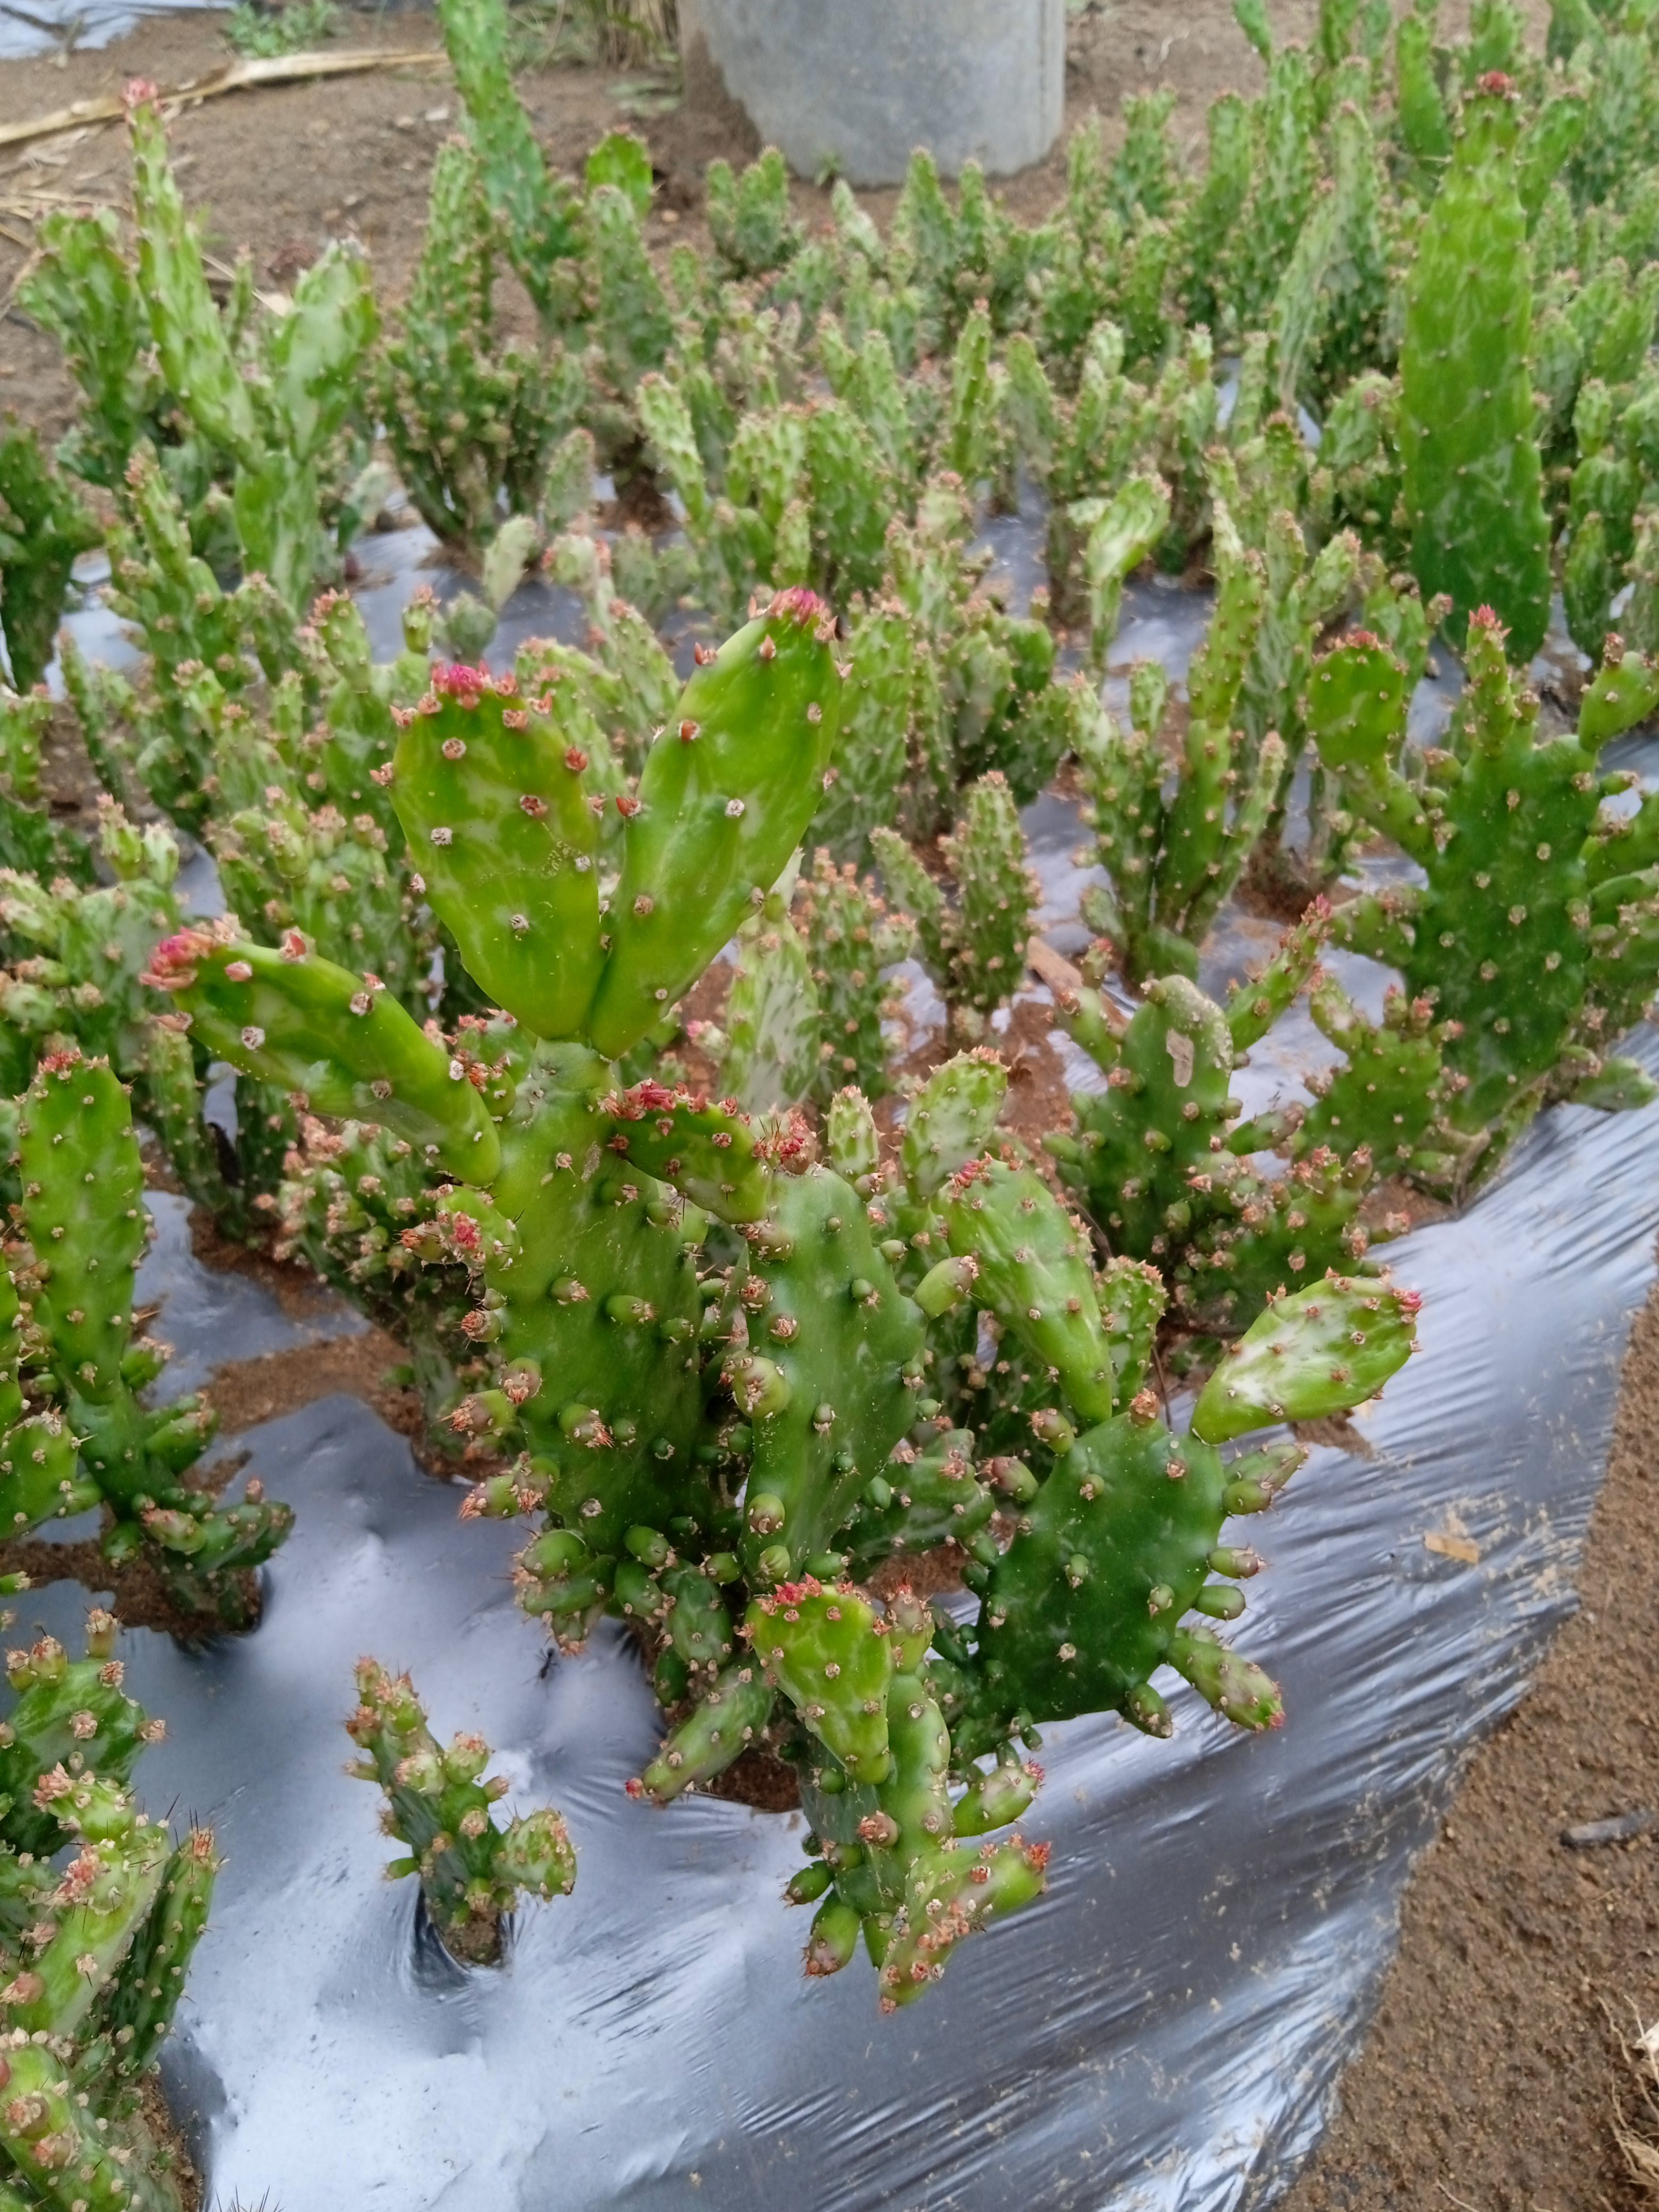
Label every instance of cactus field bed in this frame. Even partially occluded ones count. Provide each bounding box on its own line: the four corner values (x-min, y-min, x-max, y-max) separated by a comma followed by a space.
8, 0, 1659, 2202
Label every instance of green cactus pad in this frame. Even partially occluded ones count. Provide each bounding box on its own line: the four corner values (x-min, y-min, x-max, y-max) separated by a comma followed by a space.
587, 590, 844, 1059
747, 1579, 896, 1781
938, 1156, 1117, 1426
144, 923, 501, 1180
16, 1051, 146, 1404
731, 1164, 927, 1572
387, 663, 606, 1041
1191, 1272, 1419, 1443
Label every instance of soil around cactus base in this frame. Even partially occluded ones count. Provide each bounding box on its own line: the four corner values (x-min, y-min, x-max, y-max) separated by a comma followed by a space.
1279, 1266, 1659, 2212
139, 2068, 203, 2212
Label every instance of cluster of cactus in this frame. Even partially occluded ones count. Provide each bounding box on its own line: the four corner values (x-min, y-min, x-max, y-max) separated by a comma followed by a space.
22, 88, 377, 613
123, 581, 1421, 2012
346, 1658, 575, 1962
0, 1604, 215, 2210
1045, 906, 1446, 1332
15, 0, 1659, 2080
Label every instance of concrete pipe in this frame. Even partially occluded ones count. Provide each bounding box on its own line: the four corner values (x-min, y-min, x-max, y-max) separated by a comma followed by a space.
677, 0, 1067, 187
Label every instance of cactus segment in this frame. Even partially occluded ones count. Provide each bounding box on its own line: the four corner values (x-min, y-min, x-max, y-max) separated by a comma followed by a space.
733, 1165, 927, 1573
453, 1053, 715, 1555
144, 925, 501, 1181
1076, 472, 1171, 665
1191, 1272, 1419, 1443
968, 1410, 1255, 1733
633, 1663, 777, 1802
388, 663, 606, 1041
798, 1656, 1048, 2010
586, 592, 843, 1060
13, 1049, 291, 1618
102, 1826, 220, 2077
16, 1054, 146, 1405
900, 1051, 1010, 1202
939, 1157, 1117, 1426
844, 1425, 995, 1570
602, 1078, 787, 1225
747, 1579, 897, 1781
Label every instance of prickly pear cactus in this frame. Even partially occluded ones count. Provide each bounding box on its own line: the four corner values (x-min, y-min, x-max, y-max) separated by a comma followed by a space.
873, 772, 1037, 1036
943, 1273, 1418, 1757
0, 1610, 217, 2212
795, 848, 916, 1102
1077, 507, 1287, 983
1308, 617, 1659, 1165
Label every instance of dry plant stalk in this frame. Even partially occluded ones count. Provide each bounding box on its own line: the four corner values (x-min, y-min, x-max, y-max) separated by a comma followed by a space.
1613, 2006, 1659, 2197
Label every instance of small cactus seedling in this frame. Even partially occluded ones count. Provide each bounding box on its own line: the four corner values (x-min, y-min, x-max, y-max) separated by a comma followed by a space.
873, 773, 1038, 1038
347, 1658, 575, 1964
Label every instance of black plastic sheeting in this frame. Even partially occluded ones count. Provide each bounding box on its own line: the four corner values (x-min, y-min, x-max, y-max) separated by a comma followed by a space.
34, 524, 1659, 2207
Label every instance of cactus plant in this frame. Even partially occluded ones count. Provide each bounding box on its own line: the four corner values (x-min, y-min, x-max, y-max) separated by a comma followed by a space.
1044, 910, 1420, 1328
382, 139, 585, 548
1307, 617, 1659, 1168
138, 531, 1431, 2011
873, 774, 1037, 1038
346, 1658, 575, 1963
1399, 76, 1552, 658
0, 420, 99, 696
1075, 508, 1288, 984
11, 1049, 292, 1624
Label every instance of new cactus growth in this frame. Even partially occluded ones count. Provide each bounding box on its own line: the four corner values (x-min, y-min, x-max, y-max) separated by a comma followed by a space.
346, 1658, 575, 1963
